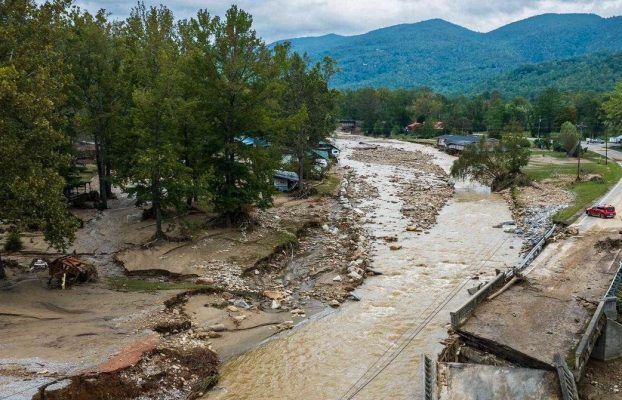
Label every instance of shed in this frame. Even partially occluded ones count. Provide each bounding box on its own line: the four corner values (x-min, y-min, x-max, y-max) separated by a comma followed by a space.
318, 141, 340, 158
311, 149, 330, 160
274, 170, 299, 192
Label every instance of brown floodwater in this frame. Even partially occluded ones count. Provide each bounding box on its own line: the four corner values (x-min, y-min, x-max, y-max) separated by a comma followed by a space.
204, 136, 522, 400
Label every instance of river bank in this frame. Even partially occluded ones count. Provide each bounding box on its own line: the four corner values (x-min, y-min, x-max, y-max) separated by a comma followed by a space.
0, 132, 525, 400
202, 133, 522, 400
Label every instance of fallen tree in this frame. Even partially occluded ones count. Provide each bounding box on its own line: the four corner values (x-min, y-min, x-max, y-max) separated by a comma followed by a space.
450, 133, 531, 192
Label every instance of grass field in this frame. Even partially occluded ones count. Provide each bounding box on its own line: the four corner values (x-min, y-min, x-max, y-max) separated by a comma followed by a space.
108, 277, 214, 292
525, 150, 622, 224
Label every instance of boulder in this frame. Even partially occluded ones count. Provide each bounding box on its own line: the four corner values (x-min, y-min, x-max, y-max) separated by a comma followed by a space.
208, 324, 226, 332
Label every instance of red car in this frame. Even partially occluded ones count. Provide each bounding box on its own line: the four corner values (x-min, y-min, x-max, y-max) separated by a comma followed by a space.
585, 205, 617, 218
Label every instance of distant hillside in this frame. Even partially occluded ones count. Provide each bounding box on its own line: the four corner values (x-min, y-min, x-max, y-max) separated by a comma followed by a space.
476, 52, 622, 98
277, 13, 622, 93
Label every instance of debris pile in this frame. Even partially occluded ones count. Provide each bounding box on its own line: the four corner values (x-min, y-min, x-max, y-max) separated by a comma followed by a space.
501, 182, 573, 249
48, 256, 97, 288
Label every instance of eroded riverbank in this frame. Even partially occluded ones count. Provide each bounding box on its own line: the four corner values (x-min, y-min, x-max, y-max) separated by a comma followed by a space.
204, 134, 523, 400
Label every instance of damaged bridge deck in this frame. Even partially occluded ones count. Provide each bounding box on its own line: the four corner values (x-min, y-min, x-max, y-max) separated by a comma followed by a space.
459, 230, 621, 369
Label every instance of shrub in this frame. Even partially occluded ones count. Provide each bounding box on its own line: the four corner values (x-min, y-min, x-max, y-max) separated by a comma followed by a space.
4, 231, 23, 252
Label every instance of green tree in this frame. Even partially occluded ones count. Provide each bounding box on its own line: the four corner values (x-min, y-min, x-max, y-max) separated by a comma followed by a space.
68, 9, 125, 209
410, 89, 443, 123
485, 98, 507, 138
451, 134, 530, 191
559, 121, 580, 156
202, 6, 282, 225
280, 52, 337, 191
0, 0, 79, 257
603, 81, 622, 131
119, 4, 190, 239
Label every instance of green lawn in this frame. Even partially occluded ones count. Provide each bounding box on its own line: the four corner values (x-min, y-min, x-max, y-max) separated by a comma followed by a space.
108, 277, 214, 292
525, 150, 622, 224
315, 173, 341, 196
391, 135, 436, 146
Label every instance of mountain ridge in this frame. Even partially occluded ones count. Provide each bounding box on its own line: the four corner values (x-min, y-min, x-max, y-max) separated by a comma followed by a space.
275, 13, 622, 94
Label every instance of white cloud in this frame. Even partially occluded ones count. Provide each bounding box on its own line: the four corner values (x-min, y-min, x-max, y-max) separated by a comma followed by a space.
76, 0, 622, 42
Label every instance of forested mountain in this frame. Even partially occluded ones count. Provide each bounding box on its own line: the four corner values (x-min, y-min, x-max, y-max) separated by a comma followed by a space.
277, 13, 622, 93
476, 52, 622, 98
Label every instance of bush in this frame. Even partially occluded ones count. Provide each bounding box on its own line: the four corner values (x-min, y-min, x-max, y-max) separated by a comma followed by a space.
4, 231, 23, 252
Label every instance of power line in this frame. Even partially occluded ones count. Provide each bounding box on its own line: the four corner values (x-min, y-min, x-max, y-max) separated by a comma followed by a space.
339, 233, 512, 400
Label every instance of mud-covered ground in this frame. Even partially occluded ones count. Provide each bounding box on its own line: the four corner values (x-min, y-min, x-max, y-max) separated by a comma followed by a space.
0, 164, 373, 399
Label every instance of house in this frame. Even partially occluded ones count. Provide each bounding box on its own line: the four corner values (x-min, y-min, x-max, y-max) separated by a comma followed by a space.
436, 135, 498, 153
318, 141, 340, 158
338, 119, 361, 132
236, 136, 270, 148
311, 149, 330, 161
405, 121, 445, 132
274, 171, 299, 192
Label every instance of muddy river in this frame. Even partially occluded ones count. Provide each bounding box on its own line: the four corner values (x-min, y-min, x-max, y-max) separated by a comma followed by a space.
205, 136, 522, 400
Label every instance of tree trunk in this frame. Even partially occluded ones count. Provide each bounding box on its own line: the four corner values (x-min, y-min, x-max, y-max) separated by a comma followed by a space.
94, 136, 108, 210
0, 253, 5, 280
298, 154, 304, 192
153, 179, 164, 240
105, 160, 113, 198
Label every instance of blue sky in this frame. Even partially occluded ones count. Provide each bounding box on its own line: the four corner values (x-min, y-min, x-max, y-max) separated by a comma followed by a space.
74, 0, 622, 42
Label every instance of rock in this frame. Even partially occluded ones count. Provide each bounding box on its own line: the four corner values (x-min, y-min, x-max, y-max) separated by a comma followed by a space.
208, 324, 226, 332
332, 275, 343, 282
349, 293, 362, 301
329, 300, 340, 308
406, 225, 420, 232
207, 331, 222, 338
263, 290, 285, 300
254, 269, 260, 275
291, 308, 304, 315
233, 315, 246, 322
367, 268, 383, 276
233, 299, 251, 309
348, 271, 363, 280
389, 244, 402, 251
222, 292, 234, 300
226, 305, 238, 312
271, 299, 281, 309
196, 277, 214, 285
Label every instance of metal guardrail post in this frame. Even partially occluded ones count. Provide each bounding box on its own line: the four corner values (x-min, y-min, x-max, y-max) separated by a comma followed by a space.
554, 354, 579, 400
421, 354, 437, 400
574, 300, 608, 379
605, 261, 622, 298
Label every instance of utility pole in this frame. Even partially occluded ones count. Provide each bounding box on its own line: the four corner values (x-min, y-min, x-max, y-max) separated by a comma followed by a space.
605, 130, 609, 165
537, 117, 542, 149
577, 122, 586, 180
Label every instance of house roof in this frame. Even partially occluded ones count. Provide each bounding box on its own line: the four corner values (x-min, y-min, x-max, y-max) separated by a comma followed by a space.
311, 149, 330, 160
440, 135, 499, 147
236, 136, 271, 147
318, 141, 339, 150
274, 170, 299, 182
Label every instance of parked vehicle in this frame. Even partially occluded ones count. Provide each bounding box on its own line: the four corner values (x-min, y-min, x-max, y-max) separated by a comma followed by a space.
585, 204, 616, 218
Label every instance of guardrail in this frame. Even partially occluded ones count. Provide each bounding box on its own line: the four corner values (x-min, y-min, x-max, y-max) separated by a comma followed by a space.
606, 261, 622, 298
507, 224, 557, 278
554, 354, 579, 400
421, 354, 437, 400
450, 272, 506, 329
574, 264, 622, 380
450, 225, 557, 329
574, 298, 610, 379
